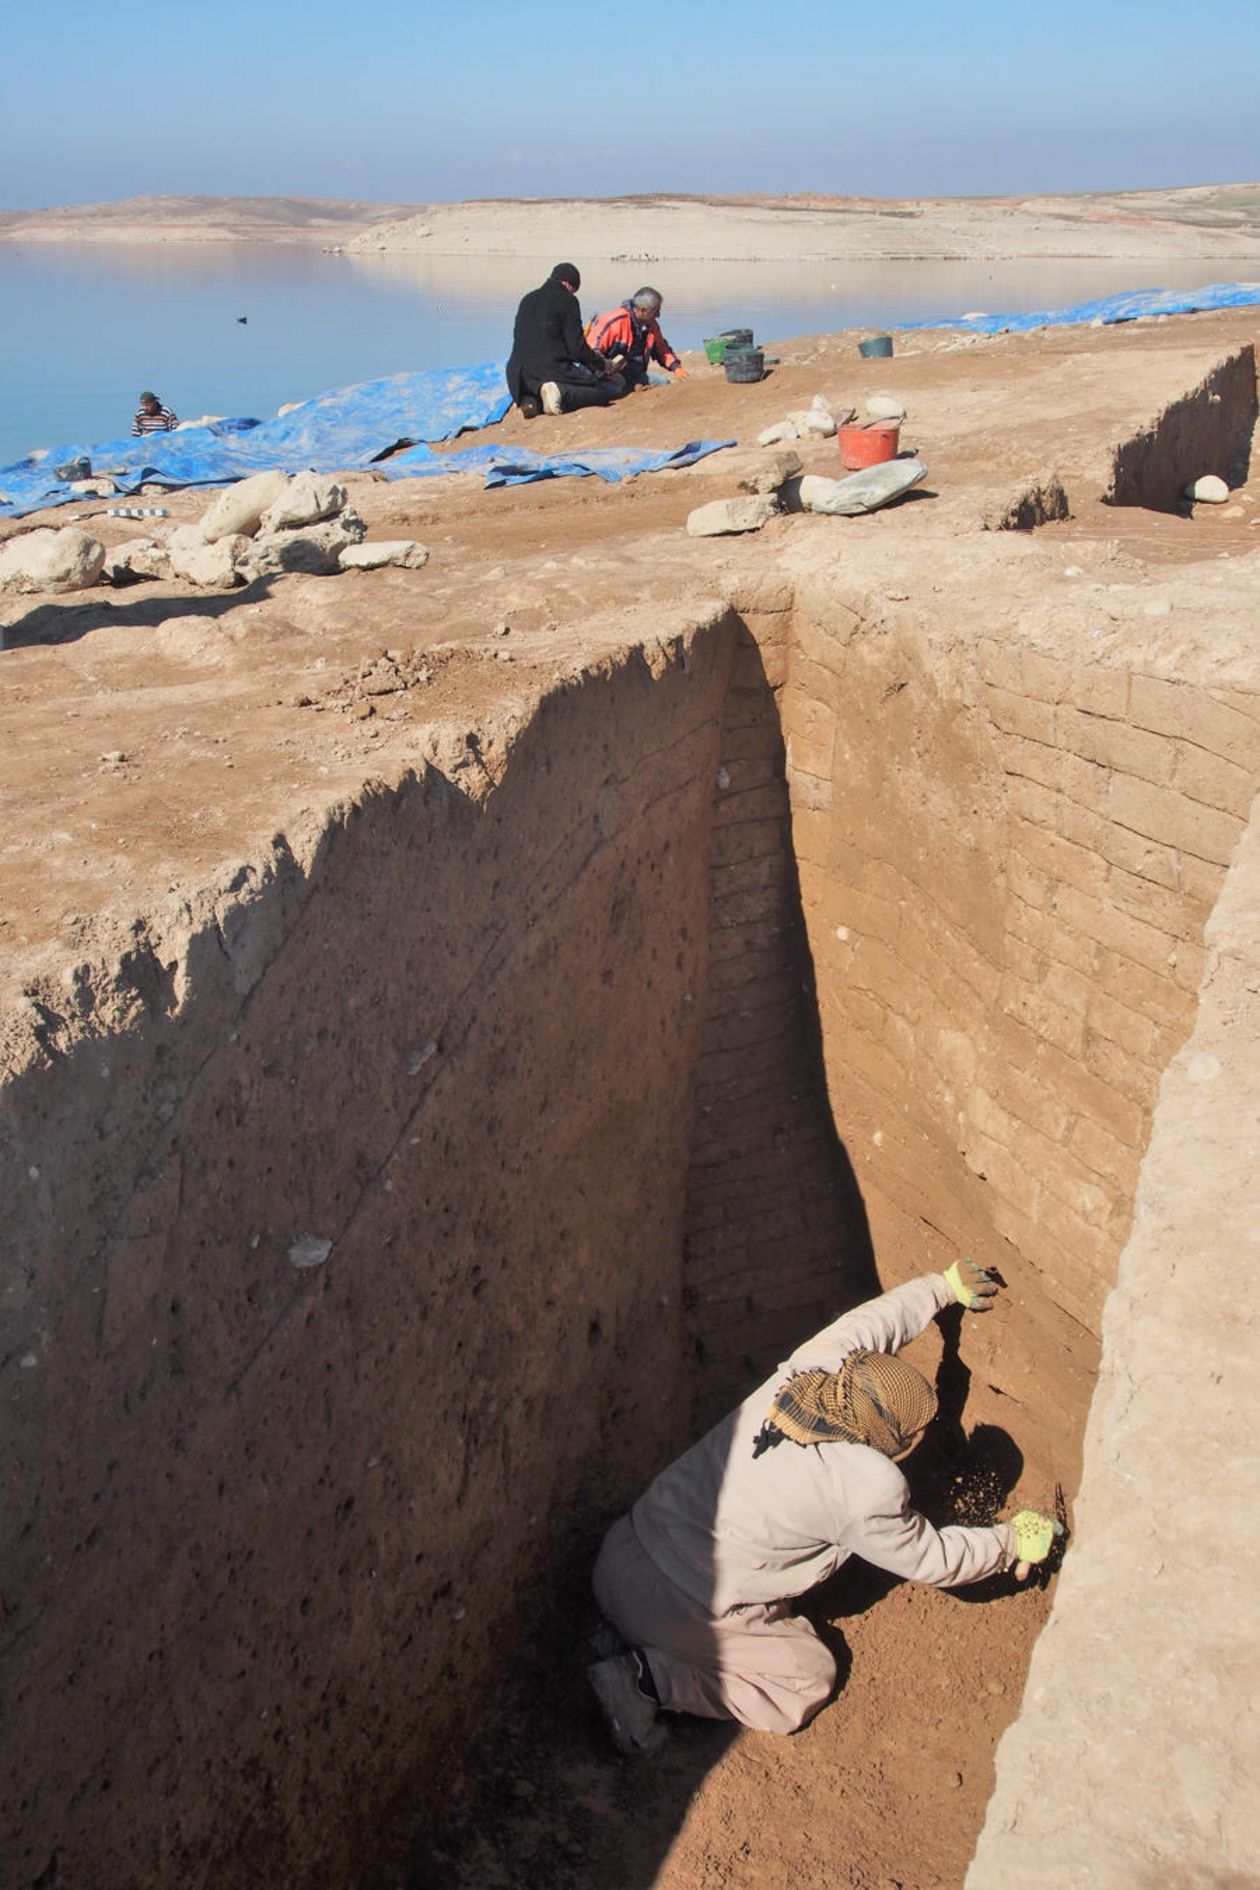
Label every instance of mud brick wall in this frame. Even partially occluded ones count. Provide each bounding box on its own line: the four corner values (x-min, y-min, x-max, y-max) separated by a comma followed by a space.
1106, 344, 1256, 513
680, 587, 876, 1428
0, 617, 740, 1890
778, 575, 1259, 1340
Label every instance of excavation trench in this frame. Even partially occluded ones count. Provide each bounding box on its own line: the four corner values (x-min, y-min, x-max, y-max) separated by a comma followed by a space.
2, 532, 1255, 1887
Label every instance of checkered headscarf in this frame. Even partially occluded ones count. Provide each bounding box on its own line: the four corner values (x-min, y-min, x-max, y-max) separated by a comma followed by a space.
753, 1349, 937, 1459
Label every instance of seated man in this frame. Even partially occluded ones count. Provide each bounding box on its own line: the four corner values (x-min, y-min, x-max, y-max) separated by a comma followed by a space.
585, 287, 687, 391
505, 263, 620, 418
587, 1261, 1062, 1755
131, 391, 178, 436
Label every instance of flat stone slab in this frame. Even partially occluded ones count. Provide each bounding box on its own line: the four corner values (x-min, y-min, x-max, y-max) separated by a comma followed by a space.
799, 458, 928, 516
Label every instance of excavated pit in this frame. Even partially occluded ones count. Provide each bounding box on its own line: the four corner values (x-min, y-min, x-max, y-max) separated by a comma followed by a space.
3, 323, 1258, 1890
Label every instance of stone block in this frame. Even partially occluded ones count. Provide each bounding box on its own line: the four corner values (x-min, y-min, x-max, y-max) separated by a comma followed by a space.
198, 470, 291, 543
260, 472, 349, 533
685, 496, 778, 536
0, 526, 105, 594
169, 534, 249, 589
338, 540, 431, 571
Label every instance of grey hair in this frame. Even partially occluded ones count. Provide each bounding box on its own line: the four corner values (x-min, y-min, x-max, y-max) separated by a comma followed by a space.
631, 287, 663, 310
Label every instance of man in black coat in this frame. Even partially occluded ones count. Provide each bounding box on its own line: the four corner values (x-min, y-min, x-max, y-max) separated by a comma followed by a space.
506, 263, 621, 418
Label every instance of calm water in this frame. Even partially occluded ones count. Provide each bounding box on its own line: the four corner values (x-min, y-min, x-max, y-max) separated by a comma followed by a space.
0, 243, 1224, 465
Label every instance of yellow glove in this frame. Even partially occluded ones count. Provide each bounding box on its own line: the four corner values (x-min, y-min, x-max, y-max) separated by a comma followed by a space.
1009, 1510, 1065, 1580
944, 1257, 998, 1312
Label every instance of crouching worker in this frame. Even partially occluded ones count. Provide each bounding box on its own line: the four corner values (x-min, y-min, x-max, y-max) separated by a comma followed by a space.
587, 1262, 1062, 1755
585, 287, 687, 392
505, 262, 621, 418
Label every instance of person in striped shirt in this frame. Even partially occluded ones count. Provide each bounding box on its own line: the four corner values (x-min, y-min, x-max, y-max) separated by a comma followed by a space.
131, 391, 178, 436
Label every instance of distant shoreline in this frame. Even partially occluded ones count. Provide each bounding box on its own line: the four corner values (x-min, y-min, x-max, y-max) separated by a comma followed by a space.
2, 186, 1259, 266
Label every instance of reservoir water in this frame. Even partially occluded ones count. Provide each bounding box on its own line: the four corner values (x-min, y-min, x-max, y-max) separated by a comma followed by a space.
0, 243, 1227, 466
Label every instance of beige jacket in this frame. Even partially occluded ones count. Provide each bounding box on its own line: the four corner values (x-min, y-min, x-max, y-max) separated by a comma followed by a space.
631, 1274, 1016, 1615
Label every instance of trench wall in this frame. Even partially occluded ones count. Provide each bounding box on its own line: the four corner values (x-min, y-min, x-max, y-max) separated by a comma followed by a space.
773, 569, 1260, 1370
0, 615, 747, 1890
1106, 346, 1256, 513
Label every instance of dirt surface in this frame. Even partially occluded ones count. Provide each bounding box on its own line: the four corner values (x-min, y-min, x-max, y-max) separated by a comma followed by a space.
2, 308, 1258, 1889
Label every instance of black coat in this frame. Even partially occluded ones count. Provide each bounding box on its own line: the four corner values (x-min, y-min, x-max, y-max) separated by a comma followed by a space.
506, 272, 606, 400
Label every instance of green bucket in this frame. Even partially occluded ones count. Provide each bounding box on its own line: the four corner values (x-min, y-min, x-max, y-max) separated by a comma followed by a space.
703, 337, 727, 364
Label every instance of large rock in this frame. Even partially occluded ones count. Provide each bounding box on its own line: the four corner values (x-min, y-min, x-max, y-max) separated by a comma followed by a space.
788, 408, 837, 437
757, 420, 799, 446
102, 539, 174, 586
866, 394, 907, 422
259, 472, 348, 533
1185, 474, 1229, 504
168, 534, 250, 589
338, 539, 431, 571
798, 457, 928, 516
0, 527, 106, 595
243, 509, 366, 578
198, 470, 291, 544
685, 496, 778, 537
738, 450, 802, 496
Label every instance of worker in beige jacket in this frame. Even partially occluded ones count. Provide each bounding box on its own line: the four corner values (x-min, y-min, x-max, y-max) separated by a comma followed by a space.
588, 1262, 1062, 1755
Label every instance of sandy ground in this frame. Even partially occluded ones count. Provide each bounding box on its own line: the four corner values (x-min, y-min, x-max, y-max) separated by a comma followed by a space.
2, 307, 1257, 1887
2, 185, 1259, 263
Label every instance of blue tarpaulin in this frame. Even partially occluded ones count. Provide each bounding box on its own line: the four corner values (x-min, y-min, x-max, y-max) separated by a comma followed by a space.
380, 439, 736, 486
0, 362, 512, 519
899, 280, 1260, 336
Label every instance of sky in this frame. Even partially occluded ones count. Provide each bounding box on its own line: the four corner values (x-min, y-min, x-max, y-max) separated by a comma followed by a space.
1, 0, 1256, 209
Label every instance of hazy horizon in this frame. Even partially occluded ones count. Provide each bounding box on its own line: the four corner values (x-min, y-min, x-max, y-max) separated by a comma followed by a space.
2, 0, 1256, 212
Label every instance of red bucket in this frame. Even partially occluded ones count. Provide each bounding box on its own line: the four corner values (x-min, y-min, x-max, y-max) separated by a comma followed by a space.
838, 421, 900, 470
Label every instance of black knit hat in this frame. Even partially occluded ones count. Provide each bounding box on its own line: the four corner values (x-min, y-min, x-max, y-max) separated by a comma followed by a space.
550, 262, 580, 289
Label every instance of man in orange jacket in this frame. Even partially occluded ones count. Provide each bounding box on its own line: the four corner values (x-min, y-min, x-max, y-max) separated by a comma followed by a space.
585, 287, 688, 393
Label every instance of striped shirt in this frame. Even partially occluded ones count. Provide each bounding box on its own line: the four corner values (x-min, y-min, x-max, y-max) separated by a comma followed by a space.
132, 404, 178, 436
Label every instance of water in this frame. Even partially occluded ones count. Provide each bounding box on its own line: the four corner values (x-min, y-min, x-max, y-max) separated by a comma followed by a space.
0, 243, 1225, 466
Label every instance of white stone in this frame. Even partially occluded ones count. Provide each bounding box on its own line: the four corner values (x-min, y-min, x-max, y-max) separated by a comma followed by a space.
260, 471, 348, 533
757, 420, 799, 446
243, 509, 366, 578
685, 496, 778, 537
737, 450, 802, 495
287, 1234, 332, 1269
103, 538, 174, 585
338, 539, 431, 571
169, 535, 249, 589
788, 409, 837, 437
865, 395, 907, 421
0, 527, 106, 595
198, 469, 291, 543
1185, 474, 1229, 504
798, 457, 928, 516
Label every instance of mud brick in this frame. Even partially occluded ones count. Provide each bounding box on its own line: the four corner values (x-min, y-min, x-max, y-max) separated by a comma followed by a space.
712, 851, 794, 899
1068, 663, 1130, 720
1173, 741, 1257, 819
1085, 987, 1161, 1062
961, 1129, 1044, 1222
712, 781, 791, 829
809, 876, 902, 948
1129, 673, 1260, 771
961, 1085, 1019, 1149
1006, 895, 1100, 976
988, 1054, 1073, 1142
785, 767, 833, 814
983, 683, 1058, 745
1056, 705, 1175, 786
1013, 816, 1109, 899
718, 719, 786, 760
1007, 850, 1055, 911
1001, 972, 1086, 1056
1054, 883, 1179, 977
1068, 1112, 1145, 1196
1083, 1028, 1160, 1108
1168, 937, 1205, 996
1038, 1043, 1148, 1148
1107, 862, 1209, 940
1109, 773, 1242, 867
1008, 775, 1109, 852
791, 807, 833, 871
1093, 951, 1196, 1034
1094, 817, 1182, 890
710, 816, 786, 868
979, 638, 1071, 703
1176, 852, 1228, 908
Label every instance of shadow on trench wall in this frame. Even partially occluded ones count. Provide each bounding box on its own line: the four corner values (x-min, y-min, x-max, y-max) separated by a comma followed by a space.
399, 616, 882, 1888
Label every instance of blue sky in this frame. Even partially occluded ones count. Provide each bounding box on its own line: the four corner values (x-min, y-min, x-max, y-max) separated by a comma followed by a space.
1, 0, 1255, 207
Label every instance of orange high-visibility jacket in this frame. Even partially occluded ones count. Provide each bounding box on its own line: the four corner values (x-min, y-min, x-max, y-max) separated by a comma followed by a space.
585, 302, 680, 373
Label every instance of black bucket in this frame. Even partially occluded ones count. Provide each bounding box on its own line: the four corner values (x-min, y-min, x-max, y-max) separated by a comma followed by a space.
718, 327, 754, 348
724, 347, 764, 383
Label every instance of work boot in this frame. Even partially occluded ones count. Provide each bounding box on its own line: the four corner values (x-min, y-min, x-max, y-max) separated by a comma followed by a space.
586, 1651, 668, 1757
518, 393, 542, 420
540, 381, 564, 415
